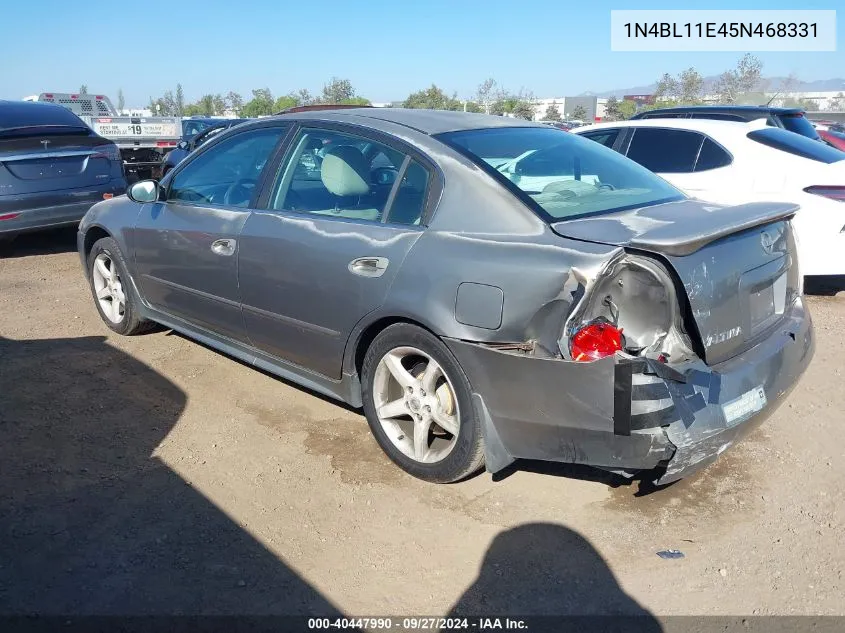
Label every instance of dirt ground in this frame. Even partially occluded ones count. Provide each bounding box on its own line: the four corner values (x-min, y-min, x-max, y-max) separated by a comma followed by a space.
1, 228, 844, 622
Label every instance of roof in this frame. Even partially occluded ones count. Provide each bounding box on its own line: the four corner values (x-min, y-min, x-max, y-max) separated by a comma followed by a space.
632, 105, 803, 118
273, 107, 541, 135
575, 117, 768, 138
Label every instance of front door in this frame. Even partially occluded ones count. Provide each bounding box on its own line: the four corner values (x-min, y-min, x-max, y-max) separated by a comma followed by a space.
133, 125, 288, 342
238, 125, 436, 378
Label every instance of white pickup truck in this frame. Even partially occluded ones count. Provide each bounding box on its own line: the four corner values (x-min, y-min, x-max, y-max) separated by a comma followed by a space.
24, 92, 182, 181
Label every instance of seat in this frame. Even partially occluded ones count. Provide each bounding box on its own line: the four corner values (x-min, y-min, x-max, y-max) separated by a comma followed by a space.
317, 145, 381, 221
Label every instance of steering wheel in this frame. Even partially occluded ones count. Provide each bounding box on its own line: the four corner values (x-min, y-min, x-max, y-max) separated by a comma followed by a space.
223, 179, 257, 206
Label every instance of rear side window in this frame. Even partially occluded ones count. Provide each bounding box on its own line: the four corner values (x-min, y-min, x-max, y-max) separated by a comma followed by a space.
778, 114, 821, 139
748, 128, 845, 164
626, 128, 704, 173
694, 138, 733, 171
580, 129, 620, 148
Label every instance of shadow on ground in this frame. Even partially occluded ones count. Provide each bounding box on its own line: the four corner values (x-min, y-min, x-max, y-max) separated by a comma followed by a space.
0, 335, 661, 631
446, 522, 661, 632
0, 227, 79, 259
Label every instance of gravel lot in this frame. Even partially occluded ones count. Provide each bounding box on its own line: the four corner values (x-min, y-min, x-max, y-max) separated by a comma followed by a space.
1, 228, 843, 621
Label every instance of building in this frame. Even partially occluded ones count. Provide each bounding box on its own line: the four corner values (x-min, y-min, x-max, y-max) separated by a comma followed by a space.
532, 96, 608, 122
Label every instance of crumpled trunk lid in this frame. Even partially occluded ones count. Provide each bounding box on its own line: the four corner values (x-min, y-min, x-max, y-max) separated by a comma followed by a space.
551, 199, 802, 365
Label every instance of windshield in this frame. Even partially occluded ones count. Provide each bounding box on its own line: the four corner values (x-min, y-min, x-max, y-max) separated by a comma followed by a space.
748, 127, 845, 163
779, 113, 820, 139
437, 126, 684, 221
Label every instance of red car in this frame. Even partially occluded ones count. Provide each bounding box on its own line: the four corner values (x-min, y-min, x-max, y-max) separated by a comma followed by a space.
813, 122, 845, 151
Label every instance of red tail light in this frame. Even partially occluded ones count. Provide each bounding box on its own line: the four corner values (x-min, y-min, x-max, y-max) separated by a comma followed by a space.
91, 144, 121, 162
804, 185, 845, 202
0, 212, 21, 221
155, 141, 177, 147
570, 320, 623, 362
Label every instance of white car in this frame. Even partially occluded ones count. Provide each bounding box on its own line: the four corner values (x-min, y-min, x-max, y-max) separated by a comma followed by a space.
574, 118, 845, 287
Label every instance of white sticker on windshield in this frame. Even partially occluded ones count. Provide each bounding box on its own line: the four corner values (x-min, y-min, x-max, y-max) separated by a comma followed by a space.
722, 386, 767, 427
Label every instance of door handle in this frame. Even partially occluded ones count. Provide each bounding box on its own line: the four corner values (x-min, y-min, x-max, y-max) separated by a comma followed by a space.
211, 238, 237, 256
348, 257, 389, 278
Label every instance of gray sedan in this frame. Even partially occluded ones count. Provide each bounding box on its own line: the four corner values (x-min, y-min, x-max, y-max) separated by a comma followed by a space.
77, 109, 814, 484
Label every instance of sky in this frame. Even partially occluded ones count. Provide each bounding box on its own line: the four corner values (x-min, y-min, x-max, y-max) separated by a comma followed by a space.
1, 0, 842, 107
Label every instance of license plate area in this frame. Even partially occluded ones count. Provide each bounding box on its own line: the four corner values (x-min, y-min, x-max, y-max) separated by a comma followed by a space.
741, 256, 788, 338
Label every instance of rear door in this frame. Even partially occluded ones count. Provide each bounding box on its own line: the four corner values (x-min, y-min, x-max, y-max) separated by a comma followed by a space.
133, 124, 289, 341
622, 127, 736, 201
238, 124, 437, 379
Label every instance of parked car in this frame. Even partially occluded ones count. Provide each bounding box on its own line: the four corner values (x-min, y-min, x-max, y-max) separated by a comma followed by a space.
813, 123, 845, 151
0, 100, 126, 241
162, 119, 247, 174
27, 93, 182, 182
77, 109, 813, 485
631, 105, 823, 141
575, 118, 845, 290
181, 117, 232, 140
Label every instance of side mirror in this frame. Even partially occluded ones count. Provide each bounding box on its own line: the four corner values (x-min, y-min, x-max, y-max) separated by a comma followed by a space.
177, 140, 189, 150
127, 180, 161, 203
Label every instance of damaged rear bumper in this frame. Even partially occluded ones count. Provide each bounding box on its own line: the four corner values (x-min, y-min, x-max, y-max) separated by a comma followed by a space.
445, 298, 814, 485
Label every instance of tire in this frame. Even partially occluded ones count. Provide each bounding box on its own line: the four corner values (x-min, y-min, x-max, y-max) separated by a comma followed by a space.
361, 323, 485, 483
87, 236, 154, 336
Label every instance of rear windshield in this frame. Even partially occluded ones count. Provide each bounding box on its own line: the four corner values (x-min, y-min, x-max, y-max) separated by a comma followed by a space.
0, 103, 89, 134
778, 113, 820, 139
436, 127, 683, 221
747, 127, 845, 163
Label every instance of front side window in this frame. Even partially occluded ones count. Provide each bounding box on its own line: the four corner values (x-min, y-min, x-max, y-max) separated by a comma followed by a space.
437, 126, 683, 221
269, 127, 430, 225
168, 126, 287, 207
626, 128, 704, 173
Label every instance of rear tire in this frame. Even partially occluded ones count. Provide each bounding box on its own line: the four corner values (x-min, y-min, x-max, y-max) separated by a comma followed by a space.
361, 323, 485, 483
87, 236, 154, 336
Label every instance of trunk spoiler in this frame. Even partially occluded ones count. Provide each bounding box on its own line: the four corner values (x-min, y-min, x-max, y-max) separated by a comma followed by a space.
550, 200, 799, 256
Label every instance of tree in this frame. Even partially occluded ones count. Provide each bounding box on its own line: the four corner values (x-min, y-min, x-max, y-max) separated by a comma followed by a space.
274, 95, 299, 112
161, 90, 177, 116
241, 88, 275, 117
541, 101, 562, 121
79, 85, 88, 95
476, 78, 499, 115
654, 73, 679, 101
490, 90, 536, 120
464, 101, 483, 113
117, 89, 125, 113
678, 67, 704, 104
403, 84, 462, 110
294, 89, 314, 106
320, 77, 356, 103
617, 99, 637, 120
226, 91, 244, 115
604, 97, 621, 121
827, 92, 845, 111
175, 84, 185, 116
715, 54, 764, 104
571, 105, 588, 121
211, 94, 226, 116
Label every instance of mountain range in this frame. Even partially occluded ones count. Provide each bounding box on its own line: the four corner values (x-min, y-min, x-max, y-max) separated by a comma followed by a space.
582, 76, 845, 98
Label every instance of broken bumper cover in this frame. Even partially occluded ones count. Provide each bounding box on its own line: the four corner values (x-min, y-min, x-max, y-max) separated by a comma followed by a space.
445, 298, 814, 484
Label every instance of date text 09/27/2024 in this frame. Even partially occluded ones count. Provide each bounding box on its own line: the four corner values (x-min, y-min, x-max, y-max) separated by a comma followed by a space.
307, 617, 528, 630
623, 22, 818, 39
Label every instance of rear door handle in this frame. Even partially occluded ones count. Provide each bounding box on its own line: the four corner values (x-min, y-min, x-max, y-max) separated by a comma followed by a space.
348, 257, 389, 278
211, 238, 237, 256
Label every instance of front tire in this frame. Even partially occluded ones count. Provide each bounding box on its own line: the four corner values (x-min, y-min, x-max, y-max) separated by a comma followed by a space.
361, 323, 485, 483
87, 236, 153, 336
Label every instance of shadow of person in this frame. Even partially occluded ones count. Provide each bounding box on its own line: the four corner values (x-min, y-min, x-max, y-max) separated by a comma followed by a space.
444, 523, 662, 633
0, 334, 350, 625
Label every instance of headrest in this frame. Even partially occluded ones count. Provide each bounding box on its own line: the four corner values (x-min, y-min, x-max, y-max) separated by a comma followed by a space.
321, 145, 369, 196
